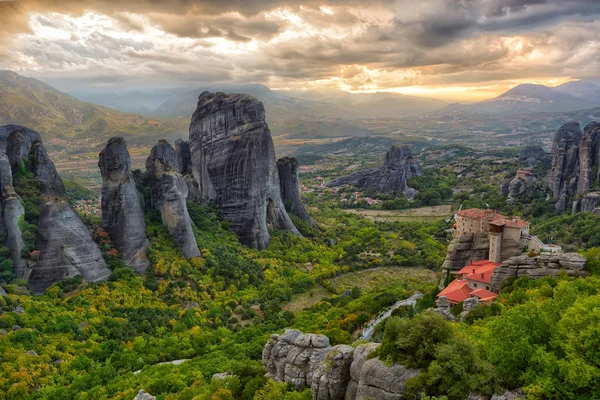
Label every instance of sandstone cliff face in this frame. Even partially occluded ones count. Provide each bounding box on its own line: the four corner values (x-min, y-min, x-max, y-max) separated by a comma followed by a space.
146, 140, 200, 258
441, 233, 490, 273
0, 125, 110, 292
0, 148, 26, 278
99, 137, 149, 273
547, 122, 582, 212
577, 122, 600, 195
188, 92, 300, 249
490, 252, 586, 290
27, 141, 110, 293
277, 157, 316, 228
327, 145, 422, 199
545, 121, 600, 212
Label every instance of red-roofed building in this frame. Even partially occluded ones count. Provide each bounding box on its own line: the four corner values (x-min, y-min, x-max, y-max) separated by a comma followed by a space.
453, 208, 531, 264
438, 259, 500, 305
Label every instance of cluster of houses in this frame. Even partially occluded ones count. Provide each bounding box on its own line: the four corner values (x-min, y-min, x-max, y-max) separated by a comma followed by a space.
74, 199, 101, 216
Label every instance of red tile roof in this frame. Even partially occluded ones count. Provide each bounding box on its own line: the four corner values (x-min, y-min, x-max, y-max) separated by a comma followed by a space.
470, 288, 498, 302
439, 259, 500, 304
456, 208, 506, 220
437, 279, 472, 304
465, 263, 499, 284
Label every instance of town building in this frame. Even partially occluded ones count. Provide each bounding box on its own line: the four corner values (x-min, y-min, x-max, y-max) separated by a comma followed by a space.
454, 208, 530, 263
438, 259, 500, 304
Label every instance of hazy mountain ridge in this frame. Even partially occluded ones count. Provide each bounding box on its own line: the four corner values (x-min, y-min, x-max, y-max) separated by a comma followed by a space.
154, 84, 448, 120
438, 82, 600, 115
0, 70, 187, 155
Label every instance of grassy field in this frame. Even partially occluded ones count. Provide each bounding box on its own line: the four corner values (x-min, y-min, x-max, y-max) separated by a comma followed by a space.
283, 267, 438, 311
325, 267, 437, 294
343, 204, 452, 222
283, 285, 331, 312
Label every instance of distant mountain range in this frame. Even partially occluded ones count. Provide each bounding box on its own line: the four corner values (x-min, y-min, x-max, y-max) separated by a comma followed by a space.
440, 81, 600, 115
0, 70, 187, 155
152, 84, 448, 120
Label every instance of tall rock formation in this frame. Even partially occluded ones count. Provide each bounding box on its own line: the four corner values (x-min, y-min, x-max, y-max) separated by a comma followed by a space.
546, 121, 600, 212
188, 91, 300, 250
546, 122, 582, 212
99, 137, 149, 273
27, 141, 111, 293
146, 140, 200, 258
327, 145, 422, 199
576, 122, 600, 195
277, 157, 316, 228
1, 125, 111, 292
0, 126, 111, 293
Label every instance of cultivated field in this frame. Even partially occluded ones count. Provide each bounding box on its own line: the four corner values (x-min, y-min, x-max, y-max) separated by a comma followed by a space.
343, 204, 452, 222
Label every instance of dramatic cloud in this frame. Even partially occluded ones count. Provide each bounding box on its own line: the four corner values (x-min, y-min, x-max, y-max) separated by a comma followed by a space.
0, 0, 598, 100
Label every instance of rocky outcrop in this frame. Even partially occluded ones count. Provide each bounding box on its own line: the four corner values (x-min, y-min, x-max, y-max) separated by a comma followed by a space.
433, 296, 457, 322
490, 252, 586, 290
0, 125, 110, 292
546, 121, 600, 212
146, 140, 200, 258
327, 145, 422, 199
572, 192, 600, 214
346, 343, 380, 400
355, 357, 420, 400
577, 122, 600, 195
263, 332, 420, 400
188, 91, 300, 249
27, 141, 110, 293
99, 137, 149, 273
441, 233, 490, 273
519, 145, 547, 168
311, 345, 354, 400
263, 330, 331, 391
547, 122, 582, 212
277, 157, 316, 228
133, 390, 156, 400
501, 170, 536, 200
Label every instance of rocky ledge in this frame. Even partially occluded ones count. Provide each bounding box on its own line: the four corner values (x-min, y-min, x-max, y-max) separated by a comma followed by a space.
327, 145, 422, 199
490, 252, 586, 290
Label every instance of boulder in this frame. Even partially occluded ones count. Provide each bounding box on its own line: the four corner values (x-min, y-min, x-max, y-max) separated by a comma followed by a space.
146, 140, 200, 259
133, 390, 156, 400
188, 91, 300, 249
99, 137, 149, 273
327, 145, 422, 199
355, 358, 420, 400
277, 157, 316, 228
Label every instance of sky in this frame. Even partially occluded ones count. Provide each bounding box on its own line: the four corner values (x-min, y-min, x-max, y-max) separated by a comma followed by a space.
0, 0, 599, 102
